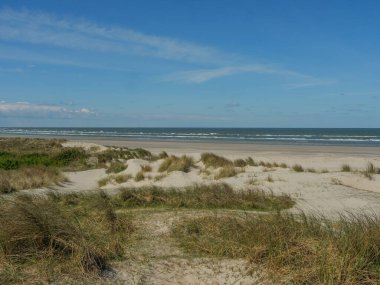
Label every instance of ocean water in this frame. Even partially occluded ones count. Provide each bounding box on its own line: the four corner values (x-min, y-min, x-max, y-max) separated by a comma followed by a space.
1, 128, 380, 146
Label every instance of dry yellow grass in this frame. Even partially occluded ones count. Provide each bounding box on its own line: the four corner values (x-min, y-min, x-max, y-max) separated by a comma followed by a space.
0, 193, 134, 284
173, 212, 380, 285
0, 166, 66, 193
215, 165, 238, 179
158, 155, 194, 173
200, 153, 232, 168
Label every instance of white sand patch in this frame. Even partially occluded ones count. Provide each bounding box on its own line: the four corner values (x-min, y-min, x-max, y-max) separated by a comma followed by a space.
154, 169, 204, 188
61, 168, 106, 192
123, 159, 150, 176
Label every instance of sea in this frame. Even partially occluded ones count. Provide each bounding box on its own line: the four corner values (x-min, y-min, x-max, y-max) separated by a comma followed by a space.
1, 127, 380, 146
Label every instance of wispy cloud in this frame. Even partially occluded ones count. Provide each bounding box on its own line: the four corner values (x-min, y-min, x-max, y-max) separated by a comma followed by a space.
0, 8, 232, 65
0, 8, 333, 87
162, 65, 277, 83
162, 64, 334, 86
0, 101, 95, 117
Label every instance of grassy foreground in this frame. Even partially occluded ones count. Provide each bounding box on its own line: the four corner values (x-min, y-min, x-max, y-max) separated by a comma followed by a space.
0, 193, 133, 285
173, 213, 380, 285
0, 184, 293, 284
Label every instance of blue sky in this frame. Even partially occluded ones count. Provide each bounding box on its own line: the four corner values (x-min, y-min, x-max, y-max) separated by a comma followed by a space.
0, 0, 379, 127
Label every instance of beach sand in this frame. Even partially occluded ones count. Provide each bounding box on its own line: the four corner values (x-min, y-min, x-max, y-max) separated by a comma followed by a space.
48, 138, 380, 218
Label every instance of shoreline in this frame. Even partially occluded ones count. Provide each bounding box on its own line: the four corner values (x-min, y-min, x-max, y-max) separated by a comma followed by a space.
2, 134, 380, 156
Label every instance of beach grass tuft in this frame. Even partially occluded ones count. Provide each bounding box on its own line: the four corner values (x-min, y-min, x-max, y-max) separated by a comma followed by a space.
341, 164, 352, 172
233, 159, 247, 168
245, 157, 257, 166
0, 193, 133, 284
173, 212, 380, 285
158, 155, 194, 173
200, 153, 233, 168
292, 164, 304, 172
134, 170, 145, 182
215, 165, 237, 179
106, 161, 127, 174
0, 166, 66, 194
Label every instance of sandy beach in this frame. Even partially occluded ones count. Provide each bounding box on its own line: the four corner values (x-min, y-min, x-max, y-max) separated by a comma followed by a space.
3, 136, 380, 284
46, 138, 379, 218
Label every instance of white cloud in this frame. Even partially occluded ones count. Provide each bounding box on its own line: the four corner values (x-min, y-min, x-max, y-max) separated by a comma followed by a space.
0, 101, 95, 116
0, 8, 232, 65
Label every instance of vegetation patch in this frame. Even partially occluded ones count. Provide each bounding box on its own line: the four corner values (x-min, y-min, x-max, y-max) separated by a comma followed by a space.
134, 170, 145, 182
215, 165, 238, 179
117, 184, 294, 211
0, 193, 134, 284
341, 164, 352, 172
200, 153, 233, 168
96, 148, 153, 164
98, 173, 132, 187
106, 161, 127, 174
233, 159, 247, 167
173, 212, 380, 285
292, 164, 304, 172
0, 166, 66, 194
0, 148, 87, 171
0, 138, 65, 154
363, 162, 380, 179
245, 157, 257, 166
158, 155, 194, 173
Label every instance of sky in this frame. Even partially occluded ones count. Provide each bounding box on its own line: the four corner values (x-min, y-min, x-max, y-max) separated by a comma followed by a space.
0, 0, 379, 128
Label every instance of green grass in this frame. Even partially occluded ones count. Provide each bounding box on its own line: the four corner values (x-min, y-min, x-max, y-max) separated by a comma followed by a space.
200, 153, 233, 168
0, 148, 87, 170
0, 193, 134, 284
173, 212, 380, 285
0, 138, 92, 192
158, 155, 194, 173
117, 184, 294, 211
